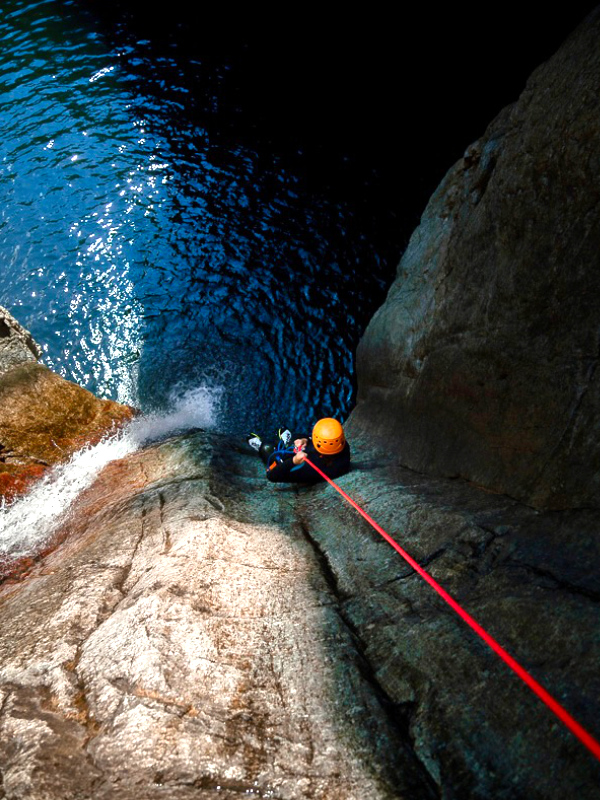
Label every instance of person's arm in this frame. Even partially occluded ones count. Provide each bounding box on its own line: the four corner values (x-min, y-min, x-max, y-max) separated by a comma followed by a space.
266, 456, 302, 482
293, 448, 307, 465
292, 432, 310, 441
292, 433, 309, 464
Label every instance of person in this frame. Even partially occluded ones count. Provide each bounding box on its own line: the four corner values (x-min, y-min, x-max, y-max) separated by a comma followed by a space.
247, 418, 351, 484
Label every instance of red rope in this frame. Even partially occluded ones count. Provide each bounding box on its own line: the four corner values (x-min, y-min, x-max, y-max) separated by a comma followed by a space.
304, 457, 600, 763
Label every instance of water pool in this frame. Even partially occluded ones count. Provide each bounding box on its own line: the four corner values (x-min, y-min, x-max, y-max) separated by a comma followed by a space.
0, 0, 396, 435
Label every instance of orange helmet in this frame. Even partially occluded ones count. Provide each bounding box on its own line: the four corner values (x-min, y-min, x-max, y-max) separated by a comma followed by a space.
312, 418, 345, 455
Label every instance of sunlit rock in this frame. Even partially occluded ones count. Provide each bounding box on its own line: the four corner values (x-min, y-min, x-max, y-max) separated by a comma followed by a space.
0, 432, 428, 799
0, 305, 41, 376
0, 308, 135, 504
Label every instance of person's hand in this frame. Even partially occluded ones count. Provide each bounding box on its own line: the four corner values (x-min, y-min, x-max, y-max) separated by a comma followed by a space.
293, 450, 308, 465
294, 438, 308, 449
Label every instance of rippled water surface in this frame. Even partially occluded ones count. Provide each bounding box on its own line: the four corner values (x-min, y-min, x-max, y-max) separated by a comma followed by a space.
0, 0, 394, 433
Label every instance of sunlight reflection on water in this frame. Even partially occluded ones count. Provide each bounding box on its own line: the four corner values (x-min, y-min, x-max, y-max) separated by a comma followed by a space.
0, 0, 389, 434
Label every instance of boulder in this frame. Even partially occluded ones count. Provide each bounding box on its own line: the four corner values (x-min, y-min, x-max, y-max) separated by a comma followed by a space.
0, 307, 134, 504
0, 305, 42, 376
349, 8, 600, 510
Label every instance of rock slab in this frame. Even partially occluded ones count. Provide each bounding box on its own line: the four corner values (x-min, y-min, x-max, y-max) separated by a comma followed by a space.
350, 9, 600, 509
0, 433, 432, 800
1, 433, 599, 798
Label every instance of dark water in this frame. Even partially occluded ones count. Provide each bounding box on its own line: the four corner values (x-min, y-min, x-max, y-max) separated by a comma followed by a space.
2, 1, 595, 435
0, 0, 396, 434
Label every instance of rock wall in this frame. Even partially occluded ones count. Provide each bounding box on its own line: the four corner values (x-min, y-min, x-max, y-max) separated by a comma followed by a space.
349, 8, 600, 510
296, 441, 600, 799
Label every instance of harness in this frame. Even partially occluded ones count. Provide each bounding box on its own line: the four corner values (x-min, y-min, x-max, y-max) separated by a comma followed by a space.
266, 438, 296, 471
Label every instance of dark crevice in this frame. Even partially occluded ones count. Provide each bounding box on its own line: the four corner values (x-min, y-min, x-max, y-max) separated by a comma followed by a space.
61, 646, 105, 792
509, 560, 600, 602
112, 506, 147, 599
296, 518, 442, 800
297, 519, 352, 602
0, 690, 9, 718
366, 547, 450, 593
157, 489, 166, 527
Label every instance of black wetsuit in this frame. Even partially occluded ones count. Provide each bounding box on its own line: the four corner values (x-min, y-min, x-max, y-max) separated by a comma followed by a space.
265, 432, 351, 484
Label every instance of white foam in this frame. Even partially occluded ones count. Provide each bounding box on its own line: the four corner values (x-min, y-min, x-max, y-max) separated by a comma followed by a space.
0, 385, 221, 559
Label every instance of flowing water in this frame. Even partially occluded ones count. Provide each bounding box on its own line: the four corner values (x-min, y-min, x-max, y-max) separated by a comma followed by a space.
0, 0, 399, 556
0, 386, 219, 557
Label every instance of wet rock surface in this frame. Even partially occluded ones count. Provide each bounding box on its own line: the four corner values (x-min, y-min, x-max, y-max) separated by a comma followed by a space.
0, 361, 134, 503
296, 441, 600, 798
3, 9, 600, 800
0, 432, 433, 800
350, 8, 600, 510
0, 431, 599, 799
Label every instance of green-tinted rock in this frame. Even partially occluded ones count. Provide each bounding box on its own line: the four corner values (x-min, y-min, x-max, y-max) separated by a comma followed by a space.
0, 305, 41, 377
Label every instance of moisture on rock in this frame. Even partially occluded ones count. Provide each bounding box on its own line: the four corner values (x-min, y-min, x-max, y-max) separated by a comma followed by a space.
3, 8, 600, 800
0, 360, 135, 504
0, 432, 598, 799
0, 432, 432, 800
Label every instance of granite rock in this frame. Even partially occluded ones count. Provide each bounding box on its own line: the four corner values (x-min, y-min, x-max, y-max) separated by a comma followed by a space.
0, 432, 433, 800
295, 443, 600, 798
0, 305, 41, 377
349, 8, 600, 510
0, 433, 598, 798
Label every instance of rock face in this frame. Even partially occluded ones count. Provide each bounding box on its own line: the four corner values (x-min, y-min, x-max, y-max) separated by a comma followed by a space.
0, 432, 433, 800
0, 306, 41, 376
0, 432, 598, 799
296, 444, 600, 799
349, 8, 600, 510
0, 306, 134, 503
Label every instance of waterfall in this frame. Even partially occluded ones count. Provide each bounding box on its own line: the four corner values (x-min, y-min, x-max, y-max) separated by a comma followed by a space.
0, 385, 221, 559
